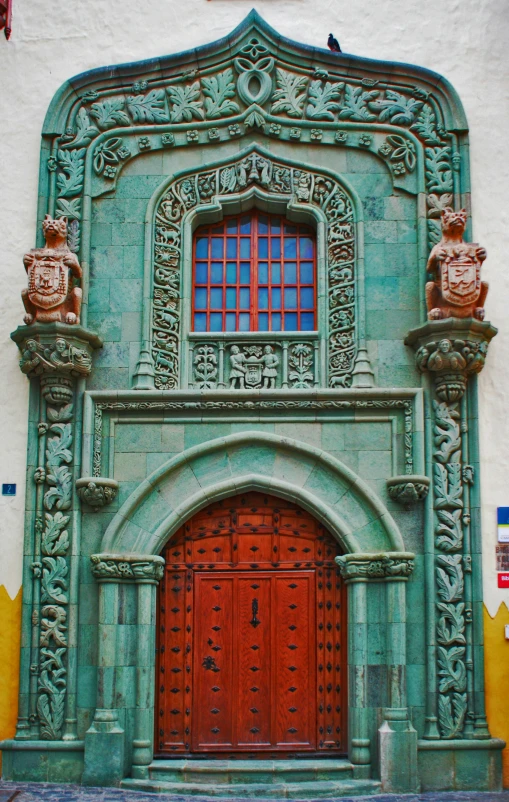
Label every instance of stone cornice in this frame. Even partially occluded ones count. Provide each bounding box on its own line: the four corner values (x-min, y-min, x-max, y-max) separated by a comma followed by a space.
336, 552, 415, 582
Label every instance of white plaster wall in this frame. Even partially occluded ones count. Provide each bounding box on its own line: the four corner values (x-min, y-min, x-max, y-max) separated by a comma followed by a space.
0, 0, 508, 610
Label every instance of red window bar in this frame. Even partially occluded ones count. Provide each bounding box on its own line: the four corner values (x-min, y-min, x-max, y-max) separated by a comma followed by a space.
192, 211, 316, 333
0, 0, 12, 39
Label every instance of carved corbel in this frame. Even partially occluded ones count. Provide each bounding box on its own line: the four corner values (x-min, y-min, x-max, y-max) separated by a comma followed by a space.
90, 553, 165, 583
336, 552, 415, 582
405, 318, 497, 402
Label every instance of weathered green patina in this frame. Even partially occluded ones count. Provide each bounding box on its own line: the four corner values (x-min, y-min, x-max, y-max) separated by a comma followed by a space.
1, 10, 503, 797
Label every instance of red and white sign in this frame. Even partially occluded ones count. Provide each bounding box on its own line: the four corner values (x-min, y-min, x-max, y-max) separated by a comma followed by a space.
497, 573, 509, 588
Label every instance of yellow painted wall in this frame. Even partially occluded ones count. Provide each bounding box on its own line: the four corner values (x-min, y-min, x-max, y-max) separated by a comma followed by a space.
485, 602, 509, 788
0, 586, 21, 772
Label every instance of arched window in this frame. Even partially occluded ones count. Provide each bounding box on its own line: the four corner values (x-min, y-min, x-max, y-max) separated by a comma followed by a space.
192, 211, 316, 332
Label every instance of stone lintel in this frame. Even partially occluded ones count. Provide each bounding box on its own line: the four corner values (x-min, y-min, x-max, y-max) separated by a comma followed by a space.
90, 553, 165, 583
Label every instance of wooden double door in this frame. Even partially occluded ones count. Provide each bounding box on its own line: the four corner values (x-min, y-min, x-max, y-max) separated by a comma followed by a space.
156, 492, 346, 756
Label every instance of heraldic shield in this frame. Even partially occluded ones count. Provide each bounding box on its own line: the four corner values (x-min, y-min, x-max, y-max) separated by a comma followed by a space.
27, 253, 69, 310
441, 253, 481, 308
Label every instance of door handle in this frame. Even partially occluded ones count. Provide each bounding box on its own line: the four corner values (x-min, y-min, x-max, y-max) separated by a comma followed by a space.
250, 597, 261, 628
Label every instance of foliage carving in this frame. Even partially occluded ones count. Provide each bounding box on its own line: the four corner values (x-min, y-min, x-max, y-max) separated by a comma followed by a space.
127, 88, 169, 123
338, 85, 378, 121
368, 89, 423, 125
202, 68, 239, 119
167, 82, 204, 123
271, 69, 308, 118
306, 80, 343, 120
89, 98, 130, 129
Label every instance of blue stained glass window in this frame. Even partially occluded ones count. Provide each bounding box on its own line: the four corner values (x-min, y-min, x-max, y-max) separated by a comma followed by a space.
300, 237, 314, 259
193, 212, 316, 333
284, 287, 297, 309
211, 238, 224, 259
271, 312, 282, 330
240, 262, 250, 283
210, 313, 223, 331
301, 313, 315, 330
258, 288, 268, 309
284, 262, 297, 283
194, 313, 207, 331
194, 288, 207, 310
226, 288, 237, 308
195, 262, 208, 283
300, 287, 314, 308
196, 238, 208, 258
271, 238, 281, 258
284, 238, 297, 258
210, 288, 223, 307
210, 262, 223, 284
226, 238, 237, 258
239, 288, 250, 308
300, 262, 314, 283
226, 262, 237, 283
272, 288, 281, 308
258, 215, 269, 234
284, 312, 298, 330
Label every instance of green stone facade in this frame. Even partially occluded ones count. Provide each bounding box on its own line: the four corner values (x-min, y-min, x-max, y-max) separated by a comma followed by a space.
1, 12, 504, 795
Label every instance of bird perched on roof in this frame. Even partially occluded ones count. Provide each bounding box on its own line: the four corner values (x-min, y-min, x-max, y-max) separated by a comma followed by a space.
327, 33, 341, 53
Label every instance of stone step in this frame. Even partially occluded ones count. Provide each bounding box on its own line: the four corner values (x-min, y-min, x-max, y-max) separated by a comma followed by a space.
149, 758, 355, 783
122, 777, 382, 799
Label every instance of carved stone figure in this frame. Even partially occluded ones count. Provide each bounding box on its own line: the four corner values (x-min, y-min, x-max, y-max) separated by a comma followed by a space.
229, 345, 247, 388
22, 215, 82, 325
426, 208, 488, 320
261, 345, 279, 389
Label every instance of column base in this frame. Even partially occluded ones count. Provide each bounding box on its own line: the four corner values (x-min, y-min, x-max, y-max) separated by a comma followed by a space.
82, 709, 125, 786
378, 708, 419, 793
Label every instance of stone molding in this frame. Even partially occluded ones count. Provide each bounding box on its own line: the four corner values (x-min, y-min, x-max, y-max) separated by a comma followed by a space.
90, 553, 165, 583
336, 552, 415, 582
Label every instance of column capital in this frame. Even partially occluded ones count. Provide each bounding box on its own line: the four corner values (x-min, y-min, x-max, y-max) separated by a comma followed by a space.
404, 318, 497, 402
11, 322, 102, 382
336, 552, 415, 583
90, 553, 165, 583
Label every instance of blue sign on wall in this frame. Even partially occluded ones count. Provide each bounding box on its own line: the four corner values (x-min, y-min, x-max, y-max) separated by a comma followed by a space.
2, 483, 16, 496
497, 507, 509, 542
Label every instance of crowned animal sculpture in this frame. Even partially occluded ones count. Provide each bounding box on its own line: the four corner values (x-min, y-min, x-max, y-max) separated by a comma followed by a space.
426, 207, 488, 320
22, 215, 82, 325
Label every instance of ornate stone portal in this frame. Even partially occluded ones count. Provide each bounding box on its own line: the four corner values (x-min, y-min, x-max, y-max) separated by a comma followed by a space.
2, 11, 504, 798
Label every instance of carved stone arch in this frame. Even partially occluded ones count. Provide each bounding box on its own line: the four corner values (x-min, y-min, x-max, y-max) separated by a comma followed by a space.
100, 430, 405, 556
148, 145, 364, 390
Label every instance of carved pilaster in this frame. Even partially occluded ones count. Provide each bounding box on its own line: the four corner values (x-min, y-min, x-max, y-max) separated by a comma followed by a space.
405, 318, 495, 740
11, 322, 102, 742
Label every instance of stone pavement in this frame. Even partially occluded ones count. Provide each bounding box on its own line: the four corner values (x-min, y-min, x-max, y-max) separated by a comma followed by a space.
1, 784, 509, 802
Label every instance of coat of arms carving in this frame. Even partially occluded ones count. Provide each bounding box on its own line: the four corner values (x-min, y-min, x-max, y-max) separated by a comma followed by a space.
22, 215, 83, 325
426, 208, 488, 320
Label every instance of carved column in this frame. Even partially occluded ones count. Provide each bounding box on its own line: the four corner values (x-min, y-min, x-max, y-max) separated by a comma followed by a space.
11, 322, 102, 742
336, 552, 415, 786
83, 554, 164, 785
405, 318, 496, 741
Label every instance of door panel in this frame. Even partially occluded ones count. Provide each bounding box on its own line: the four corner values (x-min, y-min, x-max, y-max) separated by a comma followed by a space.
156, 492, 346, 756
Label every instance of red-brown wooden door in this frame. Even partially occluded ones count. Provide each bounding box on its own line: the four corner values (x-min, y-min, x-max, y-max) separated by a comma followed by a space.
156, 492, 346, 756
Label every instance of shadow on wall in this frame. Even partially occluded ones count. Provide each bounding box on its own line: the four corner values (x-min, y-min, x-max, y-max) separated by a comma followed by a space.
485, 602, 509, 788
0, 586, 21, 773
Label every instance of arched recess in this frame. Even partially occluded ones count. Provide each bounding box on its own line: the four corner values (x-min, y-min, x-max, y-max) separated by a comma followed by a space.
146, 145, 364, 390
101, 430, 405, 557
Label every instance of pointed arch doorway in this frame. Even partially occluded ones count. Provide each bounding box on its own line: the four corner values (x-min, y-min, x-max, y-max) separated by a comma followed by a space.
156, 491, 347, 757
